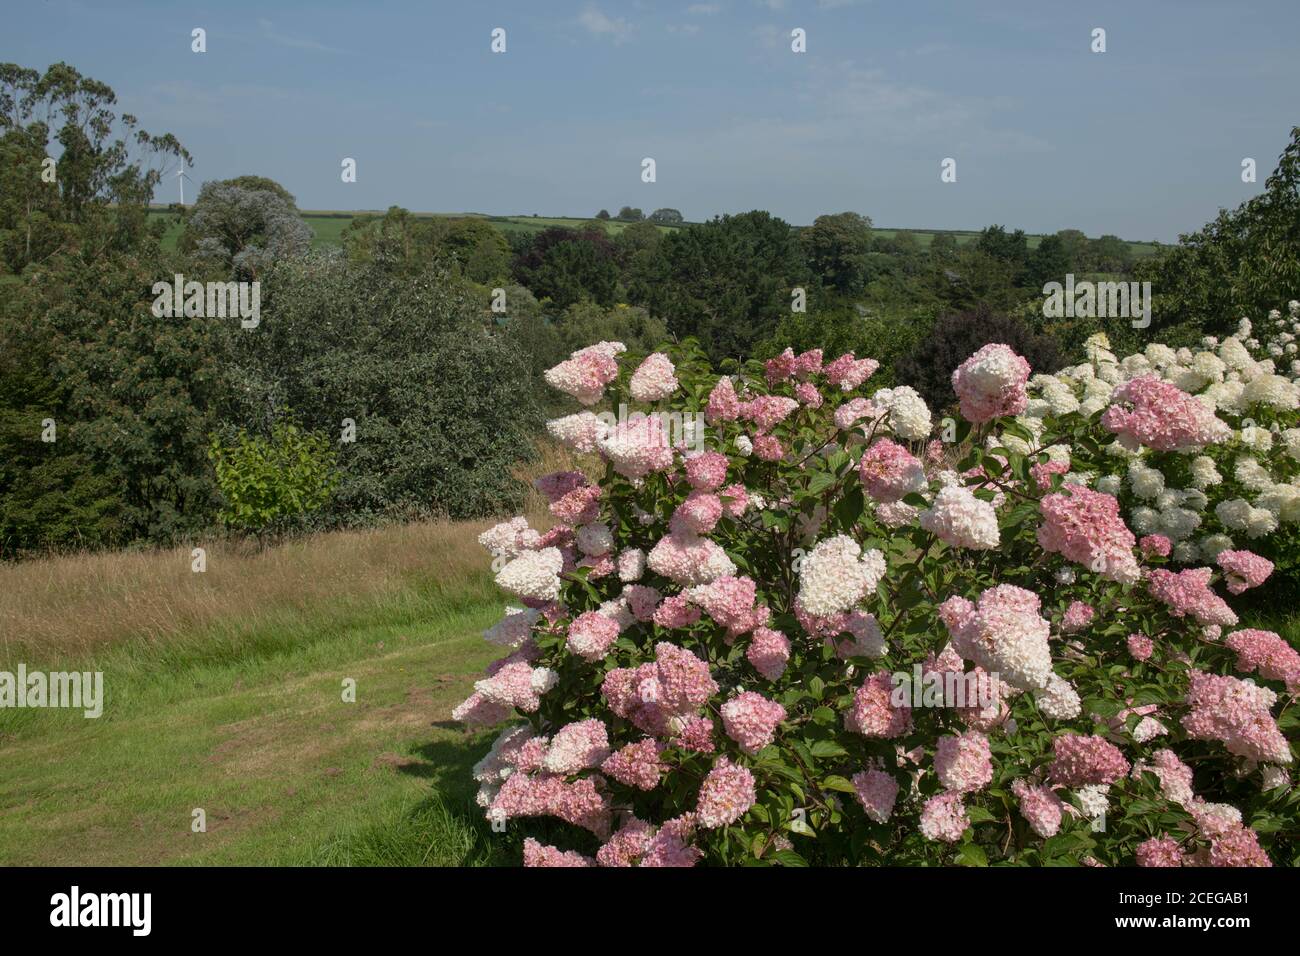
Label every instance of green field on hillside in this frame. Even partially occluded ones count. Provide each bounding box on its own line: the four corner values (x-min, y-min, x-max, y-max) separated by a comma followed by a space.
147, 208, 1159, 258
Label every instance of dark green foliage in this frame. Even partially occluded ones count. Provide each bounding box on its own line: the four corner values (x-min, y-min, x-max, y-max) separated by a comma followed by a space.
895, 305, 1064, 412
802, 212, 873, 295
225, 254, 542, 523
511, 226, 619, 308
1, 243, 232, 552
637, 211, 812, 363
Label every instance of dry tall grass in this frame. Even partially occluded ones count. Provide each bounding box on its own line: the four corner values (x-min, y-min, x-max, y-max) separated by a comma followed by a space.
0, 439, 598, 665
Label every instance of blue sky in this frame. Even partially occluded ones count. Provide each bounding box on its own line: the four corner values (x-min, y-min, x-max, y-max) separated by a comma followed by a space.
7, 0, 1298, 240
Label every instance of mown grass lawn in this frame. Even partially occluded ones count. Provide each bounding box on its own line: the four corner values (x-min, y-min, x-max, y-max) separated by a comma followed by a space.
0, 602, 518, 865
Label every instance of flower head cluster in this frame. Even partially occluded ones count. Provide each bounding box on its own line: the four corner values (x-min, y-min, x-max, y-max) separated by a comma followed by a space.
1180, 671, 1291, 765
544, 342, 624, 405
1101, 376, 1232, 451
797, 535, 886, 617
952, 343, 1031, 423
602, 642, 719, 736
1215, 550, 1274, 594
629, 352, 679, 402
919, 485, 1000, 550
1147, 567, 1239, 627
939, 585, 1053, 691
1037, 486, 1139, 584
696, 757, 756, 828
720, 691, 787, 754
858, 438, 927, 502
1048, 734, 1131, 787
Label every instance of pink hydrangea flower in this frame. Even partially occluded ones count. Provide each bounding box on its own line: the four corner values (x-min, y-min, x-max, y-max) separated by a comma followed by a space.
595, 818, 654, 867
629, 352, 679, 402
858, 438, 927, 502
1030, 459, 1070, 491
1147, 567, 1239, 627
652, 592, 702, 629
597, 416, 675, 479
1136, 835, 1185, 867
647, 531, 737, 586
919, 791, 969, 843
601, 739, 667, 790
696, 757, 756, 828
1138, 534, 1172, 558
795, 381, 823, 408
764, 348, 797, 387
746, 626, 791, 680
673, 715, 716, 753
544, 342, 623, 405
720, 690, 787, 754
1101, 376, 1232, 451
719, 483, 749, 518
1127, 633, 1155, 661
567, 611, 621, 661
602, 642, 718, 736
1061, 600, 1095, 634
1037, 485, 1139, 584
1181, 671, 1290, 765
624, 584, 661, 621
1216, 550, 1274, 595
1048, 733, 1131, 787
935, 730, 994, 793
550, 484, 602, 525
938, 585, 1053, 691
742, 395, 799, 434
543, 718, 611, 774
1224, 628, 1300, 693
851, 768, 899, 823
639, 815, 704, 867
824, 352, 879, 391
684, 451, 729, 490
523, 838, 595, 867
845, 671, 913, 738
1011, 779, 1064, 838
834, 397, 879, 431
793, 348, 823, 379
706, 376, 740, 423
687, 574, 767, 636
951, 343, 1031, 423
752, 434, 786, 461
671, 490, 724, 534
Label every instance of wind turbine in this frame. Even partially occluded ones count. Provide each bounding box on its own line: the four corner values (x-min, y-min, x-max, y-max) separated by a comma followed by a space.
176, 167, 194, 206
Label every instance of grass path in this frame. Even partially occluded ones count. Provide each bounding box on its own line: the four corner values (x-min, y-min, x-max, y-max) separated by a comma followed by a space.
0, 602, 509, 866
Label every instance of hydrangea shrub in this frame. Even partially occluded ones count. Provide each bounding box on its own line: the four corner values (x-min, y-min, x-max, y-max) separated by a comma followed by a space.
454, 310, 1300, 867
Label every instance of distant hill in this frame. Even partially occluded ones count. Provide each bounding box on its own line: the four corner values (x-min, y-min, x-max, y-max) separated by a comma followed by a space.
146, 207, 1160, 258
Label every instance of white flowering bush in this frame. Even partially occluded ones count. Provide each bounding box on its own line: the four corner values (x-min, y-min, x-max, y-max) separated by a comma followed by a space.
1016, 301, 1300, 591
452, 322, 1300, 868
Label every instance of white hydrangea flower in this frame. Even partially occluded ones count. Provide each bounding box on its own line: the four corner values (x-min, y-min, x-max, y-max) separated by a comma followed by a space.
797, 535, 886, 616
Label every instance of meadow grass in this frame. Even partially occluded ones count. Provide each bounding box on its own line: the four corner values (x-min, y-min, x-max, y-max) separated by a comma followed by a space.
0, 442, 591, 866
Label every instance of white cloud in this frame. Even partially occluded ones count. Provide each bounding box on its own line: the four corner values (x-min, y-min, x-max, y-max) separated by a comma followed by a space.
578, 5, 636, 44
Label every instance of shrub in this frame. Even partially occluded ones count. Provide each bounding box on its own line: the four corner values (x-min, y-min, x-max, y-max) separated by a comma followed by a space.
895, 305, 1063, 412
452, 321, 1299, 868
227, 254, 541, 523
209, 420, 338, 540
1017, 306, 1300, 601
